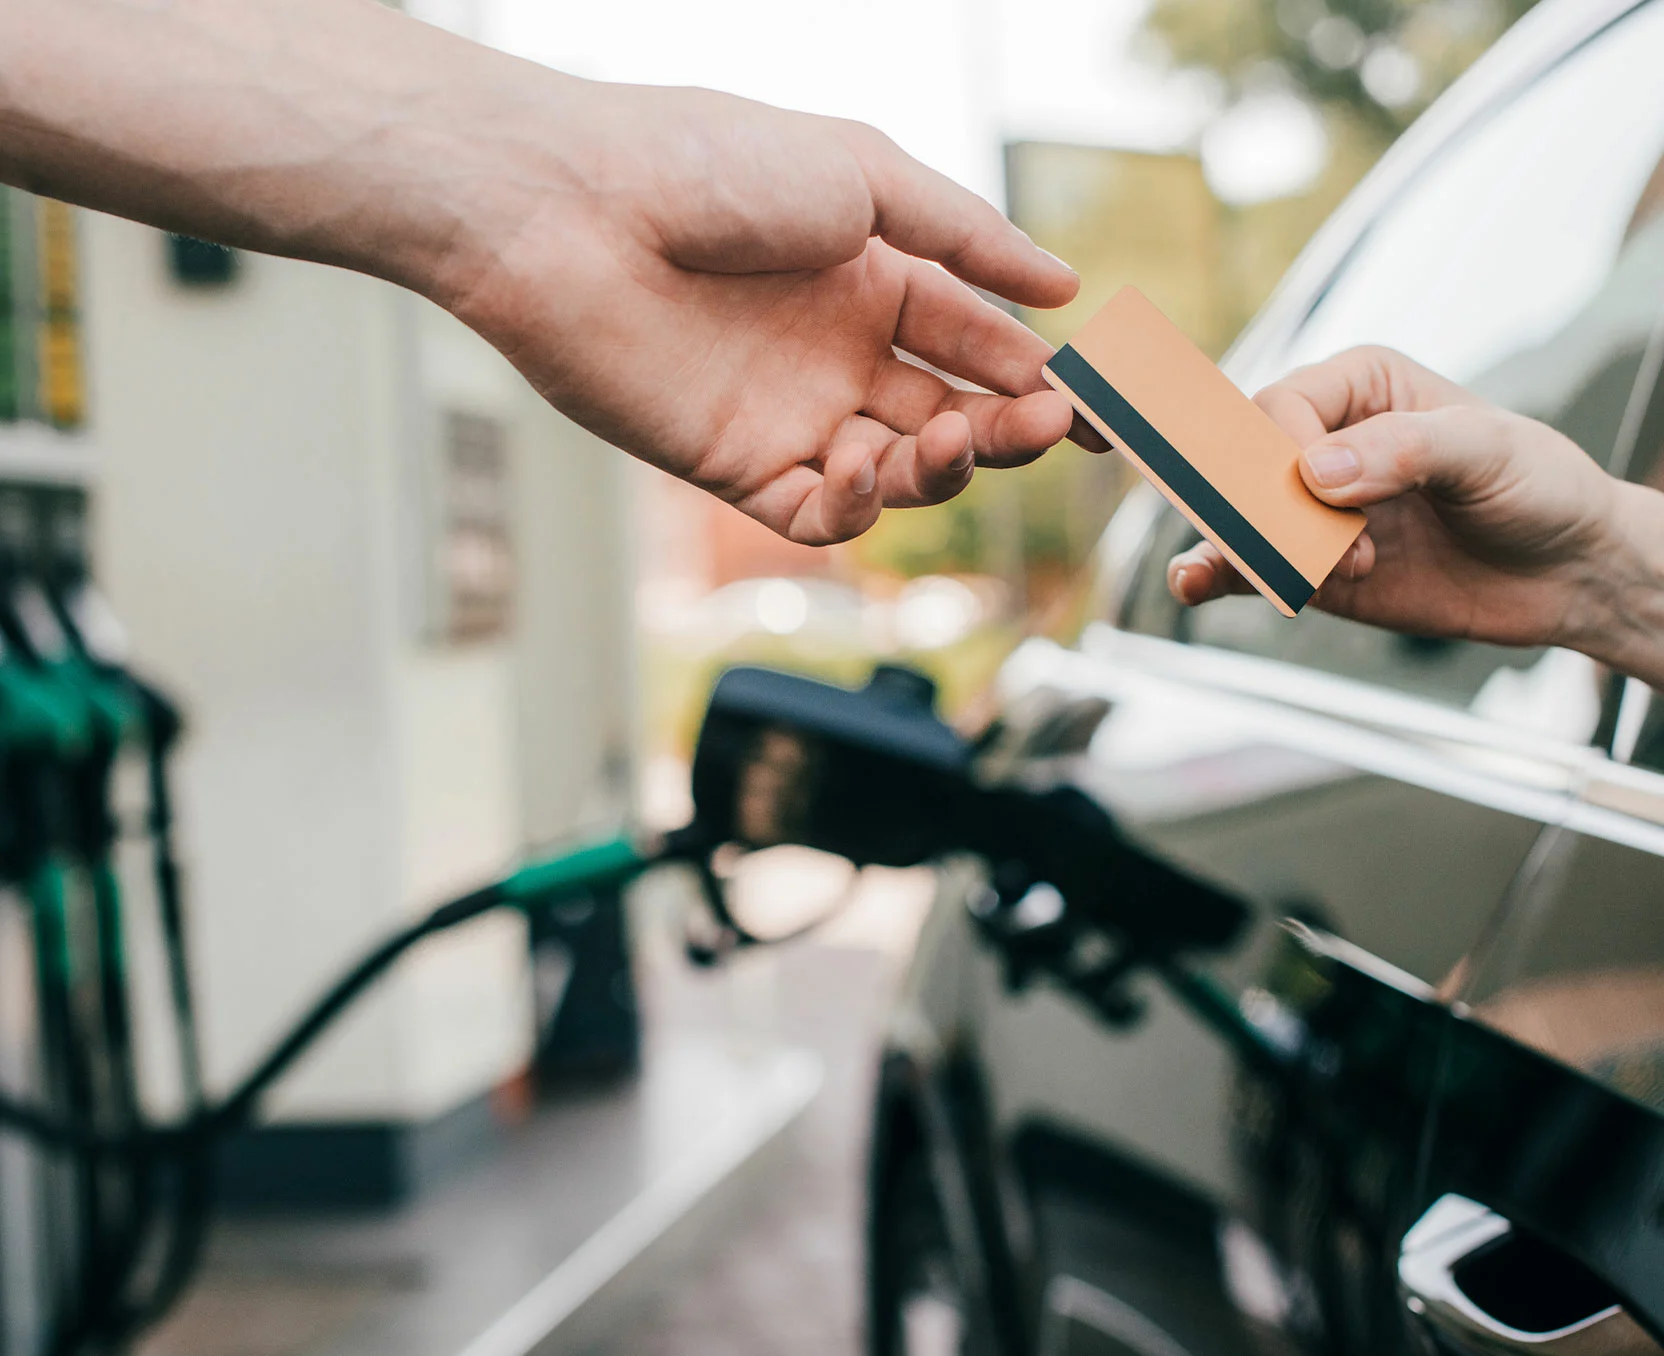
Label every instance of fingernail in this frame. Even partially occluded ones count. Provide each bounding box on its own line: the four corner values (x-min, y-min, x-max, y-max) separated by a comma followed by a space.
1039, 246, 1077, 277
852, 457, 876, 496
1304, 444, 1360, 488
1173, 566, 1189, 599
949, 435, 975, 474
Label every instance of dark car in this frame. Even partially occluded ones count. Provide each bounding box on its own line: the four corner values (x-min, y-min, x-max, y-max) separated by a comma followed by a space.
862, 2, 1664, 1354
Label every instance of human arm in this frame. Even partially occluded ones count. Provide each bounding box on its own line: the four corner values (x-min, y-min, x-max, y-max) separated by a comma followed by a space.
1166, 346, 1664, 689
0, 0, 1082, 543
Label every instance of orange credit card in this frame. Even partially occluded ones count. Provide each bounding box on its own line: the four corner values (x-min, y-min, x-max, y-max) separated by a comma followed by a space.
1043, 286, 1364, 617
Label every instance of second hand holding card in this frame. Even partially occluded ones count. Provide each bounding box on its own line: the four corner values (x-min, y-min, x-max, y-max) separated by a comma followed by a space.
1043, 286, 1364, 617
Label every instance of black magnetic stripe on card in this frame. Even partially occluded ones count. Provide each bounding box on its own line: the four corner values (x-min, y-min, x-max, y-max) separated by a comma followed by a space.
1046, 344, 1315, 613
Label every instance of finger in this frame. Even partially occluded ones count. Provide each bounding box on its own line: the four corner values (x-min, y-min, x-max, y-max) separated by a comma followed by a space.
863, 358, 1073, 469
893, 258, 1058, 396
863, 355, 957, 431
1167, 542, 1253, 606
1295, 407, 1513, 509
1069, 413, 1111, 454
846, 123, 1079, 309
1169, 529, 1376, 609
736, 443, 882, 545
818, 410, 974, 507
783, 441, 883, 545
1254, 382, 1333, 448
944, 389, 1072, 468
1325, 530, 1376, 584
1311, 532, 1380, 611
872, 410, 976, 506
1255, 345, 1486, 443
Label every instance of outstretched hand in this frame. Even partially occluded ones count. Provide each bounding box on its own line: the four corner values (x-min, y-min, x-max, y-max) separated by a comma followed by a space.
439, 81, 1083, 544
4, 0, 1085, 546
1166, 347, 1629, 652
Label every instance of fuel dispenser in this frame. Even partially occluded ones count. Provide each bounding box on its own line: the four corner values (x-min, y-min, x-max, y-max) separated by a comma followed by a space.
0, 480, 199, 1356
0, 478, 666, 1353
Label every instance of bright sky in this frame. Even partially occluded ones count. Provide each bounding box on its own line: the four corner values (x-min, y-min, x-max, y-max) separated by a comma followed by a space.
479, 0, 1218, 207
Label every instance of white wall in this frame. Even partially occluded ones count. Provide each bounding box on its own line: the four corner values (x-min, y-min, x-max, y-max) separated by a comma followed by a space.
81, 214, 635, 1124
508, 387, 638, 849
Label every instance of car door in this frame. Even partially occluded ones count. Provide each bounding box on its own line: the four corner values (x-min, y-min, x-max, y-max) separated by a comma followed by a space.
1398, 272, 1664, 1356
975, 4, 1664, 1354
1400, 811, 1664, 1356
1397, 753, 1664, 1356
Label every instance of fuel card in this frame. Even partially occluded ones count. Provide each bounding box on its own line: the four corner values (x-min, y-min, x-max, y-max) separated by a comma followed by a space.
1043, 286, 1364, 617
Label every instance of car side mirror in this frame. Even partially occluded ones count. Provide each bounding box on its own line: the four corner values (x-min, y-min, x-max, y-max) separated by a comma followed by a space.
689, 664, 975, 869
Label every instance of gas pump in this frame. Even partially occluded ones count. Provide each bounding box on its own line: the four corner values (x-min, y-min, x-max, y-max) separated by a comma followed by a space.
0, 481, 200, 1355
0, 632, 1282, 1356
0, 576, 656, 1354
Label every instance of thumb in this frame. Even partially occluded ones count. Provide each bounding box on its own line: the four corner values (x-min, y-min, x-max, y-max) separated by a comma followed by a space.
1297, 407, 1507, 508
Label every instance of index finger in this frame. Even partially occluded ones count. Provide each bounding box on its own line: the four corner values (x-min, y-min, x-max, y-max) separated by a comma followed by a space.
845, 123, 1080, 310
893, 256, 1056, 396
1255, 346, 1486, 444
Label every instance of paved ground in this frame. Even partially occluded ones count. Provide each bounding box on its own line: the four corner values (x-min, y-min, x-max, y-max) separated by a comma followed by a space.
138, 866, 932, 1356
576, 863, 934, 1356
583, 940, 897, 1356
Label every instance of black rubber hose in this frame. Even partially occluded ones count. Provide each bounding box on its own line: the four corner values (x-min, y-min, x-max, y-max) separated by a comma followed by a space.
35, 898, 101, 1356
64, 774, 152, 1352
16, 758, 110, 1356
57, 857, 149, 1355
0, 861, 549, 1355
0, 879, 511, 1154
0, 875, 512, 1356
106, 882, 511, 1341
131, 682, 200, 1109
59, 676, 203, 1351
206, 882, 506, 1133
106, 695, 210, 1343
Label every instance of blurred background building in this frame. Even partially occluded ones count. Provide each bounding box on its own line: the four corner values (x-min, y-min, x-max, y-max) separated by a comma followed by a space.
0, 0, 1543, 1353
2, 188, 640, 1186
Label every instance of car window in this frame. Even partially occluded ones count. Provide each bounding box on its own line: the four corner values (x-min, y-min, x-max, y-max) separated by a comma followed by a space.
1126, 3, 1664, 732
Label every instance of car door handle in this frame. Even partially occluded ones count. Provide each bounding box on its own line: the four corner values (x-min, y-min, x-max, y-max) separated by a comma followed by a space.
1399, 1196, 1661, 1356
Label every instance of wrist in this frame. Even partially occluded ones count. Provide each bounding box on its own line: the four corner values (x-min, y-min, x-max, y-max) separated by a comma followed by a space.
316, 10, 599, 312
387, 49, 602, 314
1570, 478, 1664, 689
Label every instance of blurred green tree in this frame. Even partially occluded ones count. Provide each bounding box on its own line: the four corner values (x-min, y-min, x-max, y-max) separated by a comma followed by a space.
1148, 0, 1542, 145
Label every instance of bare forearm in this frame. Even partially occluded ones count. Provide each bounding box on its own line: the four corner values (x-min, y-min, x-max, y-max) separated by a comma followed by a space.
0, 0, 579, 301
0, 0, 1081, 545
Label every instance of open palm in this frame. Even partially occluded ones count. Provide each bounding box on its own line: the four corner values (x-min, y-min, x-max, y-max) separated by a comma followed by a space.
444, 83, 1082, 544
